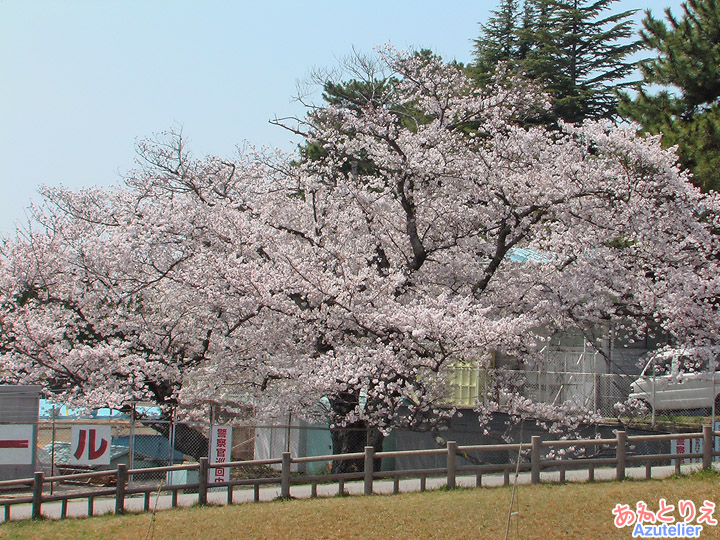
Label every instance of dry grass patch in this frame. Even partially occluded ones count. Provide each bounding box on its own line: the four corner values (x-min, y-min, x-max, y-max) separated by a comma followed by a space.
1, 472, 719, 539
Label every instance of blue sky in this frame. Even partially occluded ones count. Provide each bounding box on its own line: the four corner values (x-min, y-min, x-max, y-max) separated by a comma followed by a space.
1, 1, 684, 235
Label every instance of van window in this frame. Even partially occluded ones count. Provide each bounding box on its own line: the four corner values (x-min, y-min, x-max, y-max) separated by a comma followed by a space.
649, 355, 672, 376
678, 355, 707, 373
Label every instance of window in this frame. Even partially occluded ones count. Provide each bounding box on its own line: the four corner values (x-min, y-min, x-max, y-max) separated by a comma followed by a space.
648, 355, 672, 376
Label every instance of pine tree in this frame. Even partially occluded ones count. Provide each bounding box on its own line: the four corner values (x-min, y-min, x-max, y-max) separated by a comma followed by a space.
472, 0, 639, 124
470, 0, 523, 84
619, 0, 720, 191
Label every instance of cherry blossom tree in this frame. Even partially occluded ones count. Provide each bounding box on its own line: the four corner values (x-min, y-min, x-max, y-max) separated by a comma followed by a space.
1, 48, 719, 464
264, 47, 720, 457
0, 134, 304, 455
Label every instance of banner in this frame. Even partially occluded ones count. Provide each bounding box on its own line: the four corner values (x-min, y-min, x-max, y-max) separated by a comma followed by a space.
209, 425, 233, 484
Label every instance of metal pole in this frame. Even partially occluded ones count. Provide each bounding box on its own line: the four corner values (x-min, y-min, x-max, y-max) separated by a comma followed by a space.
652, 359, 657, 427
167, 418, 176, 486
169, 407, 175, 464
593, 343, 598, 412
50, 405, 57, 495
712, 354, 716, 429
286, 413, 292, 454
128, 403, 135, 488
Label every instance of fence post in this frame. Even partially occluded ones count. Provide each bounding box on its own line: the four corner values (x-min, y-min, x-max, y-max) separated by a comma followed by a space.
198, 458, 208, 506
531, 436, 541, 484
447, 441, 457, 490
31, 471, 44, 520
115, 464, 127, 515
703, 425, 713, 470
364, 446, 375, 495
281, 452, 291, 498
616, 431, 627, 481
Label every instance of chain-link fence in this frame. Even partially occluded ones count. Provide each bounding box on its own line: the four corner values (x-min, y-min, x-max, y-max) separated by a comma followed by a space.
6, 361, 719, 490
4, 406, 714, 493
33, 415, 256, 488
492, 369, 634, 417
448, 365, 719, 429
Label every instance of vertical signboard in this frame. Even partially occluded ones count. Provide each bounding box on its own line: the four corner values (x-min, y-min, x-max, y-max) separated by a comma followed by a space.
689, 436, 703, 463
672, 434, 712, 465
672, 437, 687, 466
70, 425, 112, 466
209, 425, 232, 484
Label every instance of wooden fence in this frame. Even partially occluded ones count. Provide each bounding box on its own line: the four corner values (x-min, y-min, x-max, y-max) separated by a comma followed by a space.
1, 426, 718, 522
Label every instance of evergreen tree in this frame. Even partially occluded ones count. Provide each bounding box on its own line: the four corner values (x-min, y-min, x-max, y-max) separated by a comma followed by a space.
619, 0, 720, 192
470, 0, 523, 84
472, 0, 639, 124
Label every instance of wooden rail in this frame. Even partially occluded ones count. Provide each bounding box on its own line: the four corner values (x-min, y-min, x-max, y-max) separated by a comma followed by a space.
1, 426, 718, 522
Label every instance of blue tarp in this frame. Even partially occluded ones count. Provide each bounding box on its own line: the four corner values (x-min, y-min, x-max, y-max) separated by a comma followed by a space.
38, 400, 161, 419
113, 435, 184, 462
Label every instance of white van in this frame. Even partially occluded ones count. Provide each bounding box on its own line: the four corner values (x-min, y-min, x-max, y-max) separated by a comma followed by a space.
628, 347, 720, 412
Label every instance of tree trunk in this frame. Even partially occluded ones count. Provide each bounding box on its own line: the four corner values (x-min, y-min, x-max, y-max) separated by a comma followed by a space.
330, 421, 384, 473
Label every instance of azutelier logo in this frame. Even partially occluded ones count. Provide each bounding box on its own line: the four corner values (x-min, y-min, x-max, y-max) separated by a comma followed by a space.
612, 499, 717, 538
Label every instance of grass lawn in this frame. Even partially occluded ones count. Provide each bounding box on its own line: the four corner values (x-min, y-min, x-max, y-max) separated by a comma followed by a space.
1, 471, 719, 539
